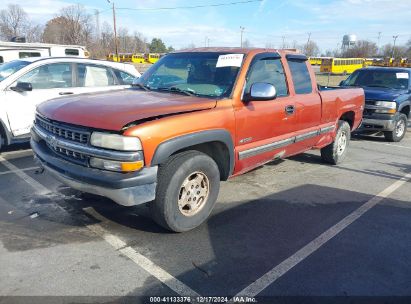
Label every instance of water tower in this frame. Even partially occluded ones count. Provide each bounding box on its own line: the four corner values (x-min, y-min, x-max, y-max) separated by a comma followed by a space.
342, 34, 356, 51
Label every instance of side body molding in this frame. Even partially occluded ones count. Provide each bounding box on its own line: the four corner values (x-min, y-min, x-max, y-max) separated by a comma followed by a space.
151, 129, 235, 177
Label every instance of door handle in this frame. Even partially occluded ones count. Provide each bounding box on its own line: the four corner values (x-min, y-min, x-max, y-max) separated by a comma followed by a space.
285, 105, 295, 115
59, 92, 74, 95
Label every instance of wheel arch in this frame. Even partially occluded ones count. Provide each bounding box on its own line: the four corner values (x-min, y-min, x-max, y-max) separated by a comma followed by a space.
399, 103, 410, 118
151, 129, 234, 181
0, 119, 11, 147
339, 111, 355, 130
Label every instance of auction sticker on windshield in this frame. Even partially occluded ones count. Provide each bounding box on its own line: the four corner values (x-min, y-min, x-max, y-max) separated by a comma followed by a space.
216, 54, 244, 68
396, 73, 409, 79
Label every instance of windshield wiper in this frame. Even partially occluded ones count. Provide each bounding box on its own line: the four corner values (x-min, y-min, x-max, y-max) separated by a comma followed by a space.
366, 85, 391, 88
157, 86, 196, 96
132, 83, 151, 91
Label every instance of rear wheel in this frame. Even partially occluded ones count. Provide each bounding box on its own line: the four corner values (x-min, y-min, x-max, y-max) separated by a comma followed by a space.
321, 120, 351, 165
384, 114, 407, 142
0, 133, 3, 151
150, 150, 220, 232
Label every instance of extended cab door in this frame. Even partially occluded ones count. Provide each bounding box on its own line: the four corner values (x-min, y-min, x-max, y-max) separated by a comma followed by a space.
286, 55, 322, 147
4, 62, 75, 137
234, 53, 297, 173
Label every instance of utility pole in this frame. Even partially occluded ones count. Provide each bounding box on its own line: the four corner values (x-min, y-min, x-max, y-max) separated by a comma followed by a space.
306, 32, 311, 54
282, 35, 286, 49
240, 26, 245, 48
204, 36, 210, 47
392, 35, 398, 58
377, 31, 381, 54
107, 0, 119, 61
94, 10, 100, 40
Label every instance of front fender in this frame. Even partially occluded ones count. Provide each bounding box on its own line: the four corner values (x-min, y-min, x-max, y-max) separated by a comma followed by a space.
151, 129, 235, 176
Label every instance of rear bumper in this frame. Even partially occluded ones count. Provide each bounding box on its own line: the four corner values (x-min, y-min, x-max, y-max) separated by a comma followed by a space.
30, 137, 157, 207
359, 113, 398, 132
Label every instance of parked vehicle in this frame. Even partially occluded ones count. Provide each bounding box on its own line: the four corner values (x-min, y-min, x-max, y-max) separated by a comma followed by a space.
31, 48, 364, 232
0, 57, 140, 150
320, 58, 364, 74
132, 53, 145, 63
0, 41, 89, 64
341, 67, 410, 142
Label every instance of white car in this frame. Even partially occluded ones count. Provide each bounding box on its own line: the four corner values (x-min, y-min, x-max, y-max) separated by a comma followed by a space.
0, 57, 140, 150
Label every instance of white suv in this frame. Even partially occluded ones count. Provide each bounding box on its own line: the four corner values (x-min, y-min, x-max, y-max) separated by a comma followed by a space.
0, 57, 140, 150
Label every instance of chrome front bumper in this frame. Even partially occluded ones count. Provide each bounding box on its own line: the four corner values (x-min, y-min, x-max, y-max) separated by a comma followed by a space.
37, 157, 156, 206
361, 118, 396, 131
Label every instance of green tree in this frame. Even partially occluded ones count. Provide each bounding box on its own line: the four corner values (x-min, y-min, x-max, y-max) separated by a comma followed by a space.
149, 38, 167, 53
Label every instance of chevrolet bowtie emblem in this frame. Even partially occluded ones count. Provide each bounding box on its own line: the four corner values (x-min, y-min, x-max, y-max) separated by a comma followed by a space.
46, 134, 58, 149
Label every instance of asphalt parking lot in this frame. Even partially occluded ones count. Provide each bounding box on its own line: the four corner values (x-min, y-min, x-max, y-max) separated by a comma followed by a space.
0, 129, 411, 303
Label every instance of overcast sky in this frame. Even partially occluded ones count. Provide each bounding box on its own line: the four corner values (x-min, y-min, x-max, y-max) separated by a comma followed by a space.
2, 0, 410, 52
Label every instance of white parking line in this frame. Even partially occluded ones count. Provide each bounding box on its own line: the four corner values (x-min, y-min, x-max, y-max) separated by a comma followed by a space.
0, 149, 33, 159
354, 140, 411, 150
234, 172, 411, 297
0, 155, 48, 194
83, 207, 201, 298
1, 156, 201, 298
0, 166, 38, 176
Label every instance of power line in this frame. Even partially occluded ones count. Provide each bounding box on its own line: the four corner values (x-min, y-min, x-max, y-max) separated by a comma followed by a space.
116, 0, 262, 11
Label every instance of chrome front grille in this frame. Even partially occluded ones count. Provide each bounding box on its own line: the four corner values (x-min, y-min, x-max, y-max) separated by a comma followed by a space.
51, 146, 87, 160
36, 115, 90, 144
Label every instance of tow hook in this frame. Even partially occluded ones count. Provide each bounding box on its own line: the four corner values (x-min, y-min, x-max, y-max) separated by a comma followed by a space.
35, 166, 44, 175
33, 155, 44, 174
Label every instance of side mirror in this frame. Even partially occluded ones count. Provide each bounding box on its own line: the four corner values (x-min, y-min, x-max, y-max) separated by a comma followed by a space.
247, 82, 277, 101
10, 82, 32, 92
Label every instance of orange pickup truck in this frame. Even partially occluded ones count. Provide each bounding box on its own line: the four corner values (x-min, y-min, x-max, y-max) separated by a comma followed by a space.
31, 48, 364, 232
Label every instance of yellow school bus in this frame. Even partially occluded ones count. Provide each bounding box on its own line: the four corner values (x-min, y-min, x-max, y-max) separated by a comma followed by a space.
382, 57, 394, 67
132, 53, 145, 63
107, 53, 120, 62
119, 53, 133, 62
364, 58, 374, 66
320, 58, 365, 74
308, 57, 332, 66
145, 53, 161, 64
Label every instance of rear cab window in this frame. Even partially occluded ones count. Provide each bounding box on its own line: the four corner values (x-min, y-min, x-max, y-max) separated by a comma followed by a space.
287, 55, 312, 94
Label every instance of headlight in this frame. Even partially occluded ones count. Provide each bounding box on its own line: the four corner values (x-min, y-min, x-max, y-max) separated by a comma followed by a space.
90, 132, 142, 151
90, 157, 144, 172
374, 101, 396, 114
374, 101, 396, 109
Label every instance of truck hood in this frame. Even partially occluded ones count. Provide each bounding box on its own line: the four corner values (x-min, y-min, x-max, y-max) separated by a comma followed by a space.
363, 87, 407, 103
37, 89, 217, 131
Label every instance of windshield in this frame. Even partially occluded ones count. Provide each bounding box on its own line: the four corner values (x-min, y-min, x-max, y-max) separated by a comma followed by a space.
135, 52, 244, 98
344, 69, 409, 90
0, 60, 31, 82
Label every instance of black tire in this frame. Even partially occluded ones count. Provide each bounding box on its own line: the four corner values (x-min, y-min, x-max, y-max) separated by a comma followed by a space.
321, 120, 351, 165
383, 114, 407, 142
0, 133, 3, 151
150, 150, 220, 232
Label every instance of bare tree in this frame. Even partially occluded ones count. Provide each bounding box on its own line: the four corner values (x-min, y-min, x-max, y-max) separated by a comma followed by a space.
343, 40, 377, 58
380, 43, 408, 58
43, 4, 93, 46
242, 39, 252, 48
0, 4, 35, 40
302, 40, 320, 57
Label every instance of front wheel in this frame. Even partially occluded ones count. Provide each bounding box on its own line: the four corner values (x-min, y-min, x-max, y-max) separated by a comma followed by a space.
150, 150, 220, 232
384, 114, 407, 142
321, 120, 351, 165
